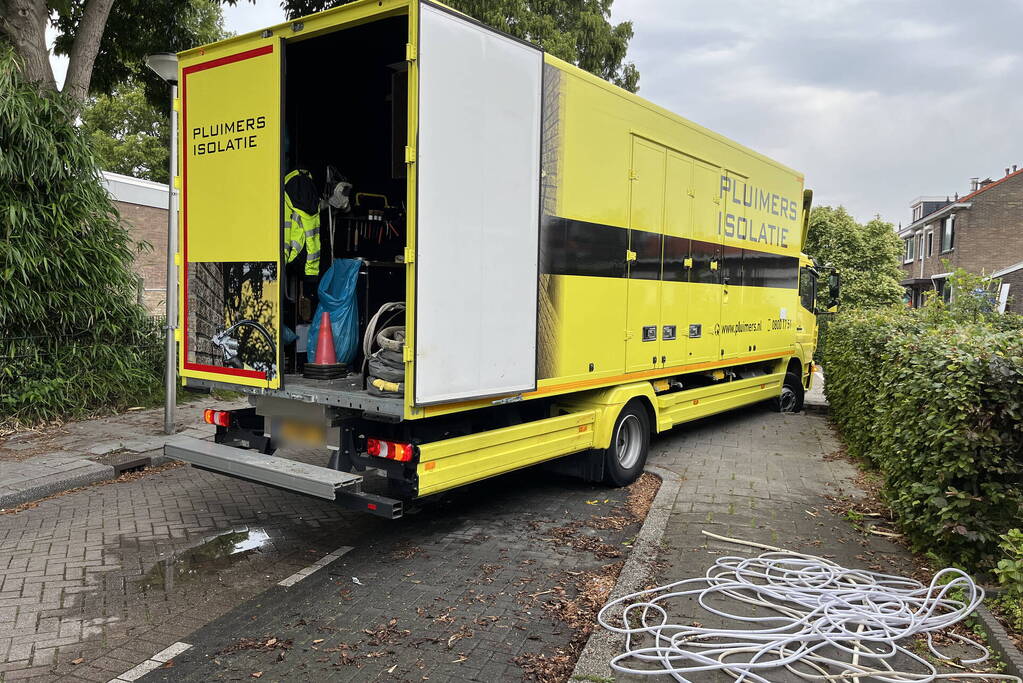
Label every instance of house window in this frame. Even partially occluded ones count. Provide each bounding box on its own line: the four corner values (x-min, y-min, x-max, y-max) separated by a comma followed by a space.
904, 237, 915, 263
941, 215, 955, 252
918, 233, 925, 261
925, 231, 933, 257
912, 205, 922, 221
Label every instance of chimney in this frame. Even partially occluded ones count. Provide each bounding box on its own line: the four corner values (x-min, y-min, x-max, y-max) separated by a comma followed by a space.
970, 177, 980, 191
955, 192, 959, 201
1014, 164, 1019, 173
1006, 168, 1011, 176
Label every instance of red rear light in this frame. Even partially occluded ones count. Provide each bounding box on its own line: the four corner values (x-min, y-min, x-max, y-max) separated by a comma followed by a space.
366, 438, 413, 462
203, 409, 231, 427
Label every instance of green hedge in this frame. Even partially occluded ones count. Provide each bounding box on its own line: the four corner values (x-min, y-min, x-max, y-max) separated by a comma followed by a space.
825, 308, 1023, 570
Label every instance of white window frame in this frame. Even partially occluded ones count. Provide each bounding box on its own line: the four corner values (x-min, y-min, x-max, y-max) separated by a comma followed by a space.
904, 237, 915, 264
925, 229, 933, 258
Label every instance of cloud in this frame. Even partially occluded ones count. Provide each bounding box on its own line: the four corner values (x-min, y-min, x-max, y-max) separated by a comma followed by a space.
613, 0, 1023, 224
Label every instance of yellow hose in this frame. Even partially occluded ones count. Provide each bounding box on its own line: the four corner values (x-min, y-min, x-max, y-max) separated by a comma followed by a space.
371, 378, 402, 392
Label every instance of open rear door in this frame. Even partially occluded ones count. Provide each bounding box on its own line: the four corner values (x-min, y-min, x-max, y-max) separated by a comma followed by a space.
414, 2, 543, 405
179, 40, 283, 389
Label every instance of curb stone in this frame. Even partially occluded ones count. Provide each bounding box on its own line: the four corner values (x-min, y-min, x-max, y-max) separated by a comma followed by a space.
0, 461, 115, 508
0, 434, 207, 510
975, 603, 1023, 679
570, 465, 683, 682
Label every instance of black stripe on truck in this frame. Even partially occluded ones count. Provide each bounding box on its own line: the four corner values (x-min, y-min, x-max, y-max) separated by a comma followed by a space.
541, 216, 798, 288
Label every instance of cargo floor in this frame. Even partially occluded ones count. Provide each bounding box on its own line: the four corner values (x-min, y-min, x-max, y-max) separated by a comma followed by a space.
188, 372, 404, 419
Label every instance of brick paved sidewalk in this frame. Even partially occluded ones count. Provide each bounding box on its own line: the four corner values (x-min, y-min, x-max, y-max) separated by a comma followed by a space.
0, 399, 245, 509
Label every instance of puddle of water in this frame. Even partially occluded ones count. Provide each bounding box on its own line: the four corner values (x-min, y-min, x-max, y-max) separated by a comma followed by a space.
141, 528, 272, 592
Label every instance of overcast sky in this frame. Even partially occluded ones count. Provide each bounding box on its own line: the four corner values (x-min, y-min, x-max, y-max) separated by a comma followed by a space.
53, 0, 1023, 225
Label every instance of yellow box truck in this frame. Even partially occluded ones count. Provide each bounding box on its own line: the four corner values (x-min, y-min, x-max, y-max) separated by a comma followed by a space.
166, 0, 833, 518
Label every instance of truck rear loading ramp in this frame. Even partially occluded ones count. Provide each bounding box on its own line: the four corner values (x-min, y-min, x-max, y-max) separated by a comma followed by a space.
166, 437, 403, 518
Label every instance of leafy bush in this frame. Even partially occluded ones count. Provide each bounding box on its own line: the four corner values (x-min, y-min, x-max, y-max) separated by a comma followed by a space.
0, 49, 163, 429
825, 306, 1023, 570
992, 529, 1023, 632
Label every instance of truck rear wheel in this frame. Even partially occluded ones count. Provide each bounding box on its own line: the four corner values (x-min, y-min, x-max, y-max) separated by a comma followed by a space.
602, 402, 650, 487
771, 371, 804, 413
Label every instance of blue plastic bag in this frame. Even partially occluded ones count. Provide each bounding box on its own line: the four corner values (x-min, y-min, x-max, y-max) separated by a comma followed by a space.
308, 258, 360, 365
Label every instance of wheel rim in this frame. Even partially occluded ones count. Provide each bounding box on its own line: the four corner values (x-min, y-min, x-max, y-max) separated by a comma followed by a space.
615, 414, 643, 469
779, 386, 797, 412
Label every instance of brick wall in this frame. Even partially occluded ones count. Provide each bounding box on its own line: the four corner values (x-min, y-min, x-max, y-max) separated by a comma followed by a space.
186, 261, 224, 366
115, 200, 168, 315
956, 175, 1023, 275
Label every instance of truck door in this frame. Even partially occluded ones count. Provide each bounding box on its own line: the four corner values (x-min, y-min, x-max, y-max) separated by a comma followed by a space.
685, 160, 723, 364
413, 3, 543, 404
659, 151, 693, 368
178, 40, 284, 389
626, 137, 666, 373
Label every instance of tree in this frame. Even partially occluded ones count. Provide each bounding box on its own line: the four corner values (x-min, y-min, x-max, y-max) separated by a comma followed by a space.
281, 0, 640, 92
81, 81, 170, 181
79, 1, 227, 180
805, 206, 905, 310
1, 0, 226, 104
0, 48, 163, 427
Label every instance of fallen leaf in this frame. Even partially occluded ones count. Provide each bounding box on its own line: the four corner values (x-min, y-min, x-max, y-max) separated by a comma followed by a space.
71, 658, 84, 665
388, 665, 397, 673
585, 500, 598, 505
266, 638, 277, 647
312, 639, 324, 644
451, 656, 468, 663
251, 673, 263, 679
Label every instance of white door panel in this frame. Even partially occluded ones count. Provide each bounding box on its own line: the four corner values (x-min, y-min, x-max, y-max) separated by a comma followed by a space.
415, 3, 542, 405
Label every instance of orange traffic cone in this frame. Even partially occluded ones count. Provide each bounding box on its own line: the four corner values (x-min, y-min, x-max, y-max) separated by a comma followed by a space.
303, 311, 346, 379
314, 311, 336, 364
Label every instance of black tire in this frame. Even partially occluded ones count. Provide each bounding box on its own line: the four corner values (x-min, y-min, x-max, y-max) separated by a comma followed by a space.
602, 402, 650, 487
771, 371, 805, 413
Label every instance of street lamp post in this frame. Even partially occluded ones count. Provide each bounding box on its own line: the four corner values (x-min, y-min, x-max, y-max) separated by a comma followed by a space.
146, 52, 179, 435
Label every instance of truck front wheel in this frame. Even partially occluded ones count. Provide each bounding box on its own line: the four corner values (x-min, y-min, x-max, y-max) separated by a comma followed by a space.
770, 371, 805, 413
602, 402, 650, 487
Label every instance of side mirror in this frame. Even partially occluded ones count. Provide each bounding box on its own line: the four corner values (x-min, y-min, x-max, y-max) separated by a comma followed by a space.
827, 272, 841, 309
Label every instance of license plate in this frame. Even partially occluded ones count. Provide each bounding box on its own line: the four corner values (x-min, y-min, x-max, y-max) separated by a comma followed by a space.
279, 419, 326, 447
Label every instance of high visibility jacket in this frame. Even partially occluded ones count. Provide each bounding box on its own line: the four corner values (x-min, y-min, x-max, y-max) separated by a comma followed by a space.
284, 169, 321, 276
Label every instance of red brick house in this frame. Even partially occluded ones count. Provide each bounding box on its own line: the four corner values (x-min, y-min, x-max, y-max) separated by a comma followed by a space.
899, 166, 1023, 312
99, 171, 170, 315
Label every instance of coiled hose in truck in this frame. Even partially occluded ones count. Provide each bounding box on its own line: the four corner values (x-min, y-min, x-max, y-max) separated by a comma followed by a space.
364, 302, 405, 397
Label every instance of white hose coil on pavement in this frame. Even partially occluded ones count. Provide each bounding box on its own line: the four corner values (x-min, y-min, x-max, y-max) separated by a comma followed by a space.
597, 531, 1022, 682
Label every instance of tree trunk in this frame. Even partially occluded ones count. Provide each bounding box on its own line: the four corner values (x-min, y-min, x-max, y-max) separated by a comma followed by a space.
0, 0, 56, 92
62, 0, 116, 102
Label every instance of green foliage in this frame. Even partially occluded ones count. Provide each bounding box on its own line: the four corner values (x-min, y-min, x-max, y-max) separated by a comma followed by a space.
0, 49, 163, 428
919, 262, 1002, 325
276, 0, 640, 92
81, 81, 169, 182
992, 530, 1023, 632
994, 529, 1023, 595
805, 206, 905, 310
825, 306, 1023, 570
52, 0, 227, 106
